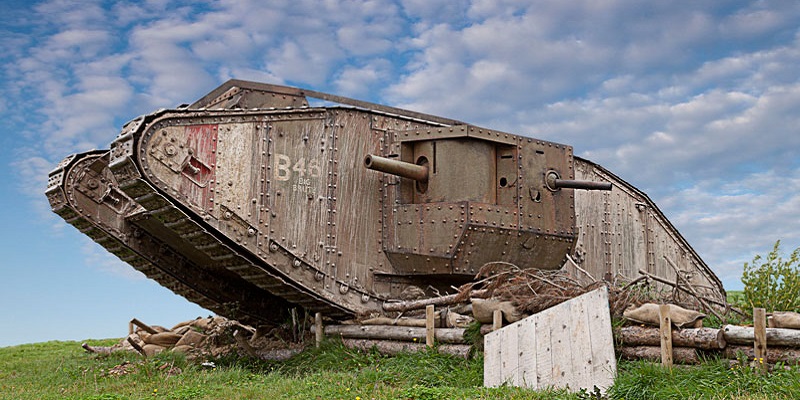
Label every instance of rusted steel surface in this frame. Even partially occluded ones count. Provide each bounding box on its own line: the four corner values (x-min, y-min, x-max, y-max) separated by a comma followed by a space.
46, 152, 293, 326
48, 79, 727, 322
569, 157, 726, 305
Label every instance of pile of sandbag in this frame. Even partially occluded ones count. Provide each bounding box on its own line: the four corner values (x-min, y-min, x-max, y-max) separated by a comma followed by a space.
82, 316, 255, 359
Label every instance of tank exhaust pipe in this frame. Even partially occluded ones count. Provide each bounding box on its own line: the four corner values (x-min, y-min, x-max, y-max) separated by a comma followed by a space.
546, 171, 612, 191
364, 154, 428, 182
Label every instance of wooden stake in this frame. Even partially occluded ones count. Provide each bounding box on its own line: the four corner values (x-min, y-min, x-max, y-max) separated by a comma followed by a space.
130, 318, 158, 335
754, 307, 767, 372
315, 312, 323, 348
425, 305, 435, 347
492, 309, 503, 331
233, 330, 258, 358
659, 304, 673, 369
126, 336, 146, 357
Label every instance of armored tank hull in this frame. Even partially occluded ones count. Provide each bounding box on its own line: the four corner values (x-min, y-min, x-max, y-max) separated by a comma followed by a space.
47, 80, 726, 321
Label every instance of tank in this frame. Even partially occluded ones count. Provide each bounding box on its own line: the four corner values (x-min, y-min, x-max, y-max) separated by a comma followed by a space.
46, 80, 726, 323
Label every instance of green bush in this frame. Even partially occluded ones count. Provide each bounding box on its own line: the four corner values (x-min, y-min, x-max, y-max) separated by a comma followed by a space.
741, 240, 800, 313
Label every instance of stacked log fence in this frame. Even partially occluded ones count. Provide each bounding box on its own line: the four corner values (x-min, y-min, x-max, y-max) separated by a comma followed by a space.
617, 307, 800, 367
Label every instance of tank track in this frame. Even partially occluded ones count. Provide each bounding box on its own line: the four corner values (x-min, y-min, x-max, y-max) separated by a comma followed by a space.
109, 112, 355, 318
46, 151, 296, 325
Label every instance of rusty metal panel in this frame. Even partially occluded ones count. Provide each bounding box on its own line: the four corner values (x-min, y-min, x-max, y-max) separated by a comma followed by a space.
327, 110, 390, 296
571, 158, 725, 305
518, 140, 575, 236
145, 124, 218, 212
418, 139, 497, 204
264, 117, 329, 266
496, 145, 518, 206
214, 122, 260, 250
395, 125, 518, 146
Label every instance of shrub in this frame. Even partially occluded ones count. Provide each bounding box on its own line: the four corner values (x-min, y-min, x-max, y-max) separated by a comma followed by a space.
741, 240, 800, 313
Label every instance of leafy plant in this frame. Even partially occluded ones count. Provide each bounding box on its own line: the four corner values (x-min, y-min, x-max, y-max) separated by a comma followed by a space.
741, 240, 800, 313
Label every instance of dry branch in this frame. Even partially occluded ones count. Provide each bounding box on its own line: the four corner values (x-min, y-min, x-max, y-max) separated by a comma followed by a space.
382, 289, 488, 312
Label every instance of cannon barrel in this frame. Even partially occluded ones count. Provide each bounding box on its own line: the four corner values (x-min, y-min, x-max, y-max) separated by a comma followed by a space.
364, 154, 428, 182
553, 179, 612, 190
546, 171, 612, 191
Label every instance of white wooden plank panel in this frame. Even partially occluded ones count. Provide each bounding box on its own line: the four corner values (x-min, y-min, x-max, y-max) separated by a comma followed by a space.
517, 316, 538, 388
484, 330, 502, 387
569, 293, 592, 391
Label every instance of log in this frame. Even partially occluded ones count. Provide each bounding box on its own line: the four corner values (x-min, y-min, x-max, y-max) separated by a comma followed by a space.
322, 324, 466, 344
341, 338, 470, 358
382, 289, 488, 312
617, 326, 726, 350
723, 325, 800, 347
618, 346, 701, 364
81, 343, 113, 355
722, 345, 800, 365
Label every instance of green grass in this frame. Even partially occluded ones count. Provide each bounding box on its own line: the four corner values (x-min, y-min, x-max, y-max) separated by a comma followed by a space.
0, 339, 574, 399
3, 338, 800, 399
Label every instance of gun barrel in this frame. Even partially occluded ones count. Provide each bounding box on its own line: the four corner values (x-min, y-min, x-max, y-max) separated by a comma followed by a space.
364, 154, 428, 182
553, 179, 612, 191
545, 171, 611, 191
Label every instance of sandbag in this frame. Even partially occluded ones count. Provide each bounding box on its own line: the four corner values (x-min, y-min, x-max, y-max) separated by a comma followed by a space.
623, 303, 705, 328
173, 325, 192, 336
171, 318, 199, 331
175, 330, 207, 348
472, 298, 523, 324
446, 311, 474, 328
143, 332, 182, 347
769, 311, 800, 329
171, 345, 194, 354
143, 344, 165, 357
190, 317, 214, 331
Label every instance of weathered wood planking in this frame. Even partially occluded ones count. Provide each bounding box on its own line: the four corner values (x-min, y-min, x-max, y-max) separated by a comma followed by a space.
484, 287, 616, 393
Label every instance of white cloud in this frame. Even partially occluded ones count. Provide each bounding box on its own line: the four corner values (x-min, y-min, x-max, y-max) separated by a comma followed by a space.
81, 239, 147, 281
4, 0, 800, 293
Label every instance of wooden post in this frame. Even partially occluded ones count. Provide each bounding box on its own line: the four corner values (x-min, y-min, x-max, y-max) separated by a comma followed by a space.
315, 312, 323, 348
659, 304, 673, 369
492, 309, 503, 331
425, 305, 435, 347
754, 307, 767, 372
130, 318, 158, 334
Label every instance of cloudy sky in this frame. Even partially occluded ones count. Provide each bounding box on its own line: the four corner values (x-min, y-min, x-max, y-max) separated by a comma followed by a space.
1, 0, 798, 347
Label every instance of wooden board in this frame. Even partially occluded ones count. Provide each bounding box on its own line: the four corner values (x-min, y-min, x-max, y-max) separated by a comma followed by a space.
484, 287, 616, 393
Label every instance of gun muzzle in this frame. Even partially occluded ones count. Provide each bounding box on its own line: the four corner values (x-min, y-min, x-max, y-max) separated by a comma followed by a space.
546, 171, 612, 191
364, 154, 429, 182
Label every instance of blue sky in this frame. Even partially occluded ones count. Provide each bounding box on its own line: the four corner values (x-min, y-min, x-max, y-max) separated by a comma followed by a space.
1, 0, 799, 347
